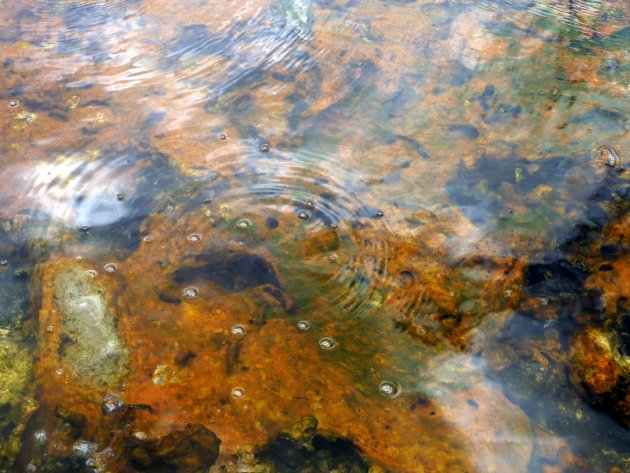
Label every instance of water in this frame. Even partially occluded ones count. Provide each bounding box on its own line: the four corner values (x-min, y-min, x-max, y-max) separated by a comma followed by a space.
0, 0, 629, 471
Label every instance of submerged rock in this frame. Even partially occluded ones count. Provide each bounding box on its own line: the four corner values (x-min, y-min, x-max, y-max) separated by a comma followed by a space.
569, 325, 630, 427
594, 145, 622, 169
46, 263, 129, 385
122, 423, 221, 473
171, 244, 294, 312
237, 415, 377, 473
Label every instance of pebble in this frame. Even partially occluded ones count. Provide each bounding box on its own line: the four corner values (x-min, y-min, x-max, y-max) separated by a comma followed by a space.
595, 145, 621, 169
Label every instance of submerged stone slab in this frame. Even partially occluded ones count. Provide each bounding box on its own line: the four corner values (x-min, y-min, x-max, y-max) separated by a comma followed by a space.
42, 261, 129, 385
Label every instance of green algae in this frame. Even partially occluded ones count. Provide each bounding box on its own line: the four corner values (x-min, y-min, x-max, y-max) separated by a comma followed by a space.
0, 328, 36, 472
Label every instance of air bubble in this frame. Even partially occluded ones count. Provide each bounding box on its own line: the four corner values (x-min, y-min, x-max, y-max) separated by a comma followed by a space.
305, 200, 315, 209
104, 263, 117, 273
183, 287, 199, 298
143, 236, 153, 243
297, 209, 312, 220
236, 218, 252, 229
231, 324, 246, 336
219, 134, 227, 140
260, 143, 270, 152
8, 99, 19, 109
116, 193, 126, 201
0, 260, 7, 266
319, 337, 336, 350
85, 269, 97, 278
204, 197, 212, 203
80, 225, 90, 232
187, 233, 202, 243
297, 320, 311, 331
329, 254, 338, 262
231, 387, 245, 398
330, 223, 338, 229
101, 393, 125, 415
374, 210, 384, 218
378, 380, 401, 399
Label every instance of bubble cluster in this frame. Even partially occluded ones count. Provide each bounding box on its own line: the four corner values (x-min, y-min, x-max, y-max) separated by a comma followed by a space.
231, 387, 245, 398
318, 337, 336, 350
378, 380, 401, 399
104, 263, 118, 273
101, 393, 125, 415
183, 287, 199, 298
33, 430, 47, 444
187, 233, 202, 243
297, 320, 311, 331
73, 440, 97, 457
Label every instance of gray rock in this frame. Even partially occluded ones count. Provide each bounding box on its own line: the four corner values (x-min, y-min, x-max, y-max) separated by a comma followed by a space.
54, 266, 128, 384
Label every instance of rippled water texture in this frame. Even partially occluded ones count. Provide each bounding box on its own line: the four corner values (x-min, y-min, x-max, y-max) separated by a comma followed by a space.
0, 0, 629, 472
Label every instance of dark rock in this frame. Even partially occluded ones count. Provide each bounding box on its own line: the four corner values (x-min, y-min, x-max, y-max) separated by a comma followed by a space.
172, 246, 289, 304
239, 416, 373, 472
123, 424, 220, 473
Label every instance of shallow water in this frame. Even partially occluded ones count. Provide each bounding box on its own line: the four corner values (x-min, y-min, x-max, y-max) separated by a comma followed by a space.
0, 0, 629, 472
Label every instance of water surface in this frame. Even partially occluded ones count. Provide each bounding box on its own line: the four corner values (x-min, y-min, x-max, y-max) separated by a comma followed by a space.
0, 0, 629, 472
